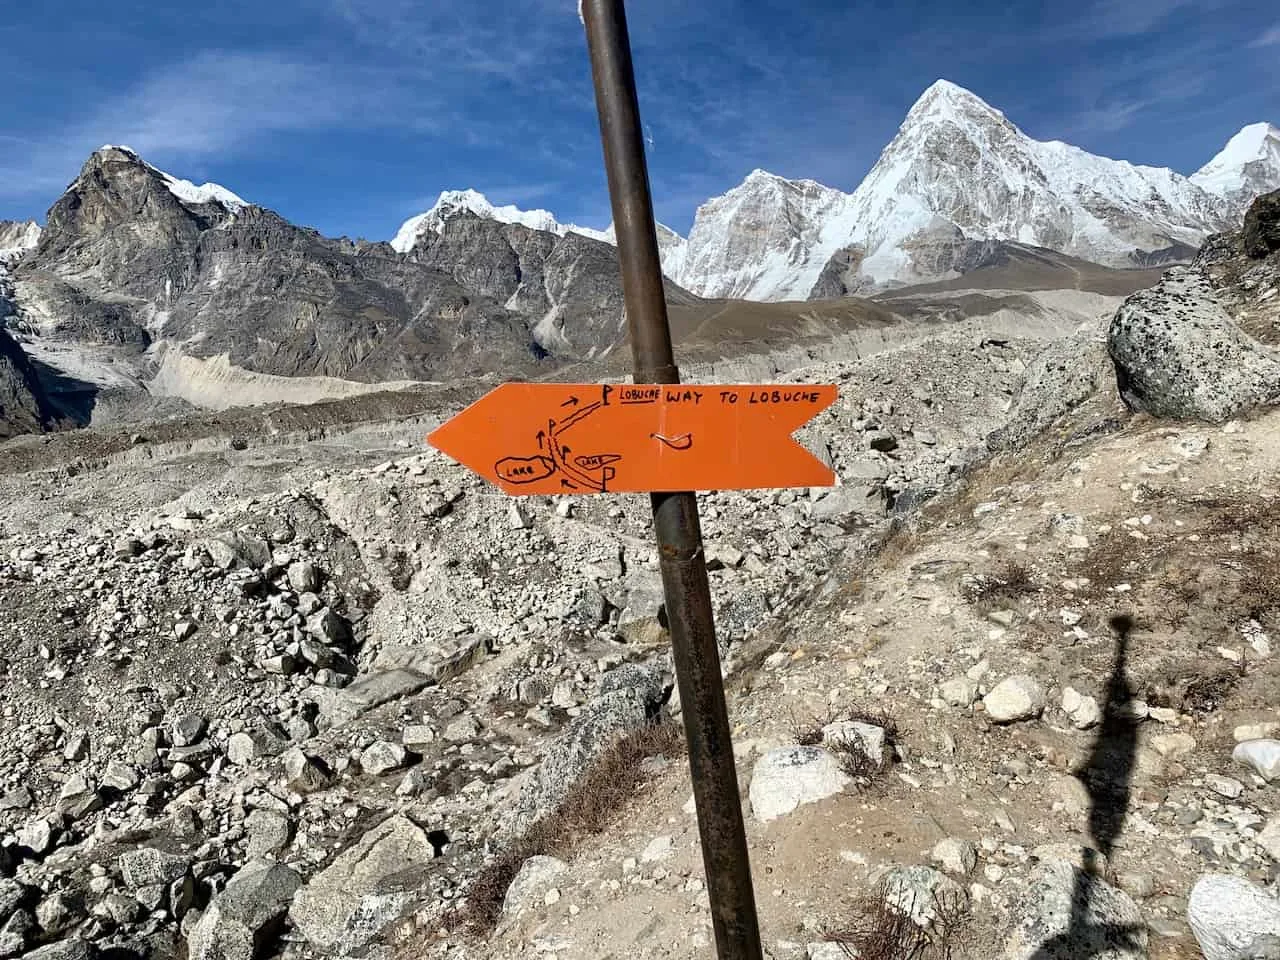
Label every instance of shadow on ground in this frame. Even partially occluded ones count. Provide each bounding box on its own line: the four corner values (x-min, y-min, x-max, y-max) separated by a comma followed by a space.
1028, 614, 1147, 959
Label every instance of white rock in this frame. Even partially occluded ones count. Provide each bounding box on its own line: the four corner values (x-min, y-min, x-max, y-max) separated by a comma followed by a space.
502, 856, 568, 916
640, 836, 674, 863
1257, 816, 1280, 861
1151, 732, 1197, 760
1205, 774, 1245, 799
984, 675, 1045, 724
1062, 687, 1101, 729
939, 677, 979, 707
1234, 722, 1280, 742
1233, 739, 1280, 781
1188, 874, 1280, 960
748, 746, 851, 822
507, 502, 531, 530
932, 837, 978, 876
806, 944, 849, 960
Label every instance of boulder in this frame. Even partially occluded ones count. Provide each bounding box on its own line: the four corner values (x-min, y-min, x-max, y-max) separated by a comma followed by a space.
1002, 861, 1146, 960
1107, 268, 1280, 422
118, 848, 190, 890
505, 662, 668, 836
16, 941, 95, 960
289, 815, 433, 953
1233, 739, 1280, 781
187, 860, 302, 960
501, 856, 569, 916
749, 746, 851, 822
983, 675, 1046, 723
1188, 873, 1280, 960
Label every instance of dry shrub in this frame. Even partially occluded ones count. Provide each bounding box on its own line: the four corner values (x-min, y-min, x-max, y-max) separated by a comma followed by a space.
963, 560, 1037, 606
789, 706, 900, 785
823, 883, 968, 960
442, 718, 685, 935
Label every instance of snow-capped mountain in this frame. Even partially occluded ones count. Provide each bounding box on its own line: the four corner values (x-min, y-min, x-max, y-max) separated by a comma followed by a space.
389, 82, 1275, 300
97, 145, 249, 212
1191, 122, 1280, 208
676, 80, 1271, 299
392, 190, 690, 280
391, 190, 611, 253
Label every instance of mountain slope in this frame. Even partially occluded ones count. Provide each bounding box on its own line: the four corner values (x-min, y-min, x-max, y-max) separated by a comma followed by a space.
673, 80, 1274, 299
12, 148, 691, 387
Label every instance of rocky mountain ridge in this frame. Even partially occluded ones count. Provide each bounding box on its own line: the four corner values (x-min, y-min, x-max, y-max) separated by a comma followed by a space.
0, 147, 696, 437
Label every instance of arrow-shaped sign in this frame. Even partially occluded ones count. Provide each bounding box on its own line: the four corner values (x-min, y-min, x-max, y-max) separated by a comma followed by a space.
427, 382, 837, 495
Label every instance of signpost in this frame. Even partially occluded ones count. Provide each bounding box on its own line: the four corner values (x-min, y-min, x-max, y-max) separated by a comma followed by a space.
428, 382, 837, 496
429, 3, 837, 957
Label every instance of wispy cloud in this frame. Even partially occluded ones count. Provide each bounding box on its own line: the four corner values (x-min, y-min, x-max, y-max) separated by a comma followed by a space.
0, 50, 411, 200
1251, 24, 1280, 47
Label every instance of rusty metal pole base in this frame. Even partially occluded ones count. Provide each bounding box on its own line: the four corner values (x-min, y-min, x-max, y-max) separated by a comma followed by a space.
581, 2, 765, 957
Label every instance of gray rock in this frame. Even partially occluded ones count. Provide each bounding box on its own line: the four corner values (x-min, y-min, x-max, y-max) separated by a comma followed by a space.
882, 865, 968, 930
360, 741, 410, 776
1108, 268, 1280, 422
245, 810, 293, 861
0, 909, 33, 957
118, 848, 190, 890
19, 940, 94, 960
939, 677, 979, 707
281, 748, 332, 795
506, 663, 668, 836
988, 322, 1110, 451
187, 860, 302, 960
0, 879, 24, 923
226, 725, 290, 766
502, 855, 568, 916
170, 715, 207, 747
287, 561, 321, 593
315, 669, 432, 727
749, 746, 851, 822
611, 572, 668, 644
306, 609, 352, 647
507, 502, 531, 530
1188, 874, 1280, 960
1234, 739, 1280, 782
984, 675, 1046, 723
289, 815, 433, 953
810, 484, 888, 521
1002, 860, 1146, 960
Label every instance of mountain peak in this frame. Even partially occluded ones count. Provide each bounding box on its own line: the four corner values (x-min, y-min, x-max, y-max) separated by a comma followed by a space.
905, 79, 1005, 125
76, 145, 248, 212
1192, 121, 1280, 202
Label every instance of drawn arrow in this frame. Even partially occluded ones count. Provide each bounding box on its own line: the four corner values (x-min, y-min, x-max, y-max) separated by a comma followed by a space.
427, 383, 838, 496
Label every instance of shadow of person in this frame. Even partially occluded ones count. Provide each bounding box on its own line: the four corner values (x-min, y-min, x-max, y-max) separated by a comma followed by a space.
1024, 614, 1146, 959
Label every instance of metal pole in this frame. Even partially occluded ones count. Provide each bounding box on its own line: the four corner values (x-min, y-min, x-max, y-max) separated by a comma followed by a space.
581, 3, 764, 958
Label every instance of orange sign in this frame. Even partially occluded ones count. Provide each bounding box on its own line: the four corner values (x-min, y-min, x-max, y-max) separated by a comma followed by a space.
427, 383, 837, 495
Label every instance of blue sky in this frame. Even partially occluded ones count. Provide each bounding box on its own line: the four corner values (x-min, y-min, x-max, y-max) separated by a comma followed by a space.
1, 0, 1276, 240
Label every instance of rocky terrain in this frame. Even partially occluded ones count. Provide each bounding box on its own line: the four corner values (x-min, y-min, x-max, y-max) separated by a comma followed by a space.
0, 190, 1278, 960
